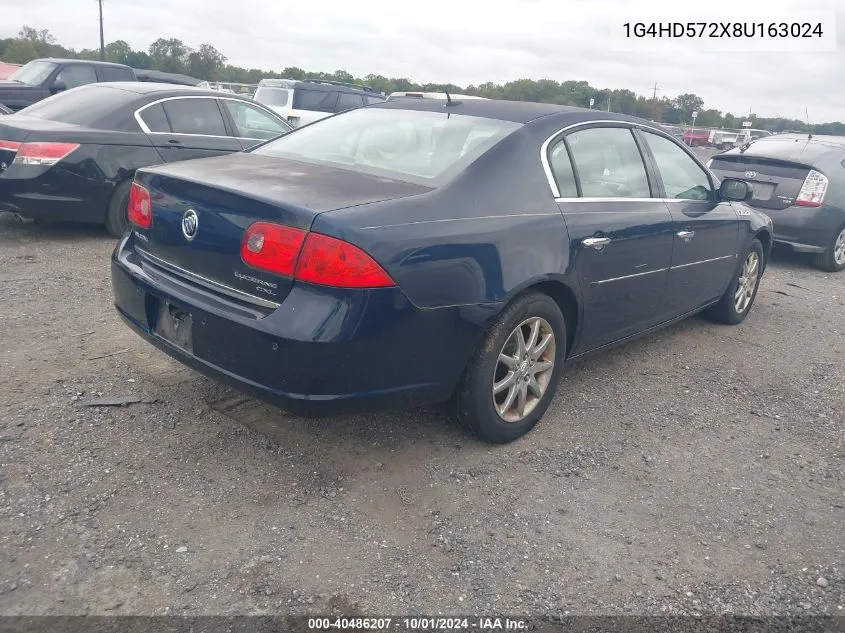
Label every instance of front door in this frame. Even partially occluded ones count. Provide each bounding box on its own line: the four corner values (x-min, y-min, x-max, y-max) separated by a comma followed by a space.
549, 125, 674, 352
637, 129, 739, 316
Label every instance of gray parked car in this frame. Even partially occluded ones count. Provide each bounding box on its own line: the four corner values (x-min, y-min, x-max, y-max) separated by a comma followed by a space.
708, 134, 845, 272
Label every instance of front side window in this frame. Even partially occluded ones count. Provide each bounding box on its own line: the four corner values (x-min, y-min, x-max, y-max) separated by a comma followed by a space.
251, 107, 520, 186
642, 131, 713, 201
223, 100, 290, 140
162, 98, 227, 136
55, 65, 98, 89
565, 126, 651, 198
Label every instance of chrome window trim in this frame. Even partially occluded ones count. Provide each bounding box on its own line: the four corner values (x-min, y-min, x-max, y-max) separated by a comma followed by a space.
540, 119, 711, 200
134, 95, 291, 136
555, 197, 705, 203
136, 247, 282, 309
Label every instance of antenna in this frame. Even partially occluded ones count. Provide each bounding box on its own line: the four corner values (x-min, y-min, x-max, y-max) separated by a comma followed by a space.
444, 88, 461, 107
805, 107, 812, 140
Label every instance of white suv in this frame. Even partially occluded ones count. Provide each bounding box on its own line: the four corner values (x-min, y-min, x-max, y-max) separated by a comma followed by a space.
253, 78, 385, 127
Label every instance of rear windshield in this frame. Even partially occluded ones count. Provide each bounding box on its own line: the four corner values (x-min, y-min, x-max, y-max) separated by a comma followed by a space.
251, 107, 521, 186
18, 84, 138, 127
253, 87, 290, 108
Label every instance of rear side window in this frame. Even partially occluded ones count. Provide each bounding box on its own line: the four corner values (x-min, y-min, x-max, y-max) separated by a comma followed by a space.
253, 87, 290, 108
139, 103, 170, 133
99, 66, 134, 82
337, 92, 364, 112
566, 127, 651, 198
293, 88, 338, 113
548, 141, 578, 197
162, 98, 227, 136
55, 64, 98, 89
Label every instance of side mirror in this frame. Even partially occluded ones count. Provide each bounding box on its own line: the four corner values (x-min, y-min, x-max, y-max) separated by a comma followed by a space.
50, 80, 67, 94
720, 178, 752, 202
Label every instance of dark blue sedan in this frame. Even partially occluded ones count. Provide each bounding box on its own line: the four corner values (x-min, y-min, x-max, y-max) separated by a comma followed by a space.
111, 99, 773, 443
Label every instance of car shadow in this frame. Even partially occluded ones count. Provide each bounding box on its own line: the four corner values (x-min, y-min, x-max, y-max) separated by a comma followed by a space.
767, 243, 818, 271
0, 213, 116, 242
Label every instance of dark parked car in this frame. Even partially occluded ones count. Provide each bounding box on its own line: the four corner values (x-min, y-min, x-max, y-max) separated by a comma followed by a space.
0, 58, 137, 111
708, 134, 845, 272
0, 82, 292, 235
111, 101, 772, 443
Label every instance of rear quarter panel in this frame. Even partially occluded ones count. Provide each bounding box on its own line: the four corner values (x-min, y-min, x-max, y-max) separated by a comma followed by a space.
310, 128, 576, 309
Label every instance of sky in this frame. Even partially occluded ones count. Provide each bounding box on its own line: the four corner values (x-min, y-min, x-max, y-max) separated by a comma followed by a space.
1, 0, 843, 122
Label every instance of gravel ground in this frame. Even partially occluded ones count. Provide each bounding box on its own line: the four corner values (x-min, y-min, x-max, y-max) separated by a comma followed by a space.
1, 191, 843, 617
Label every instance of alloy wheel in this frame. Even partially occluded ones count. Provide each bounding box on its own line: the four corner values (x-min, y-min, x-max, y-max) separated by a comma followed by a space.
734, 251, 760, 314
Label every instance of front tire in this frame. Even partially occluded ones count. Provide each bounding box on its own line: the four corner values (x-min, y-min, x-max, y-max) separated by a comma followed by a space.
455, 291, 566, 444
707, 238, 764, 324
105, 180, 132, 238
813, 226, 845, 273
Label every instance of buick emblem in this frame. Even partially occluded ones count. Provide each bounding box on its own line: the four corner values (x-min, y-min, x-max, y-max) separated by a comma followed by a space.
181, 209, 199, 241
744, 171, 757, 179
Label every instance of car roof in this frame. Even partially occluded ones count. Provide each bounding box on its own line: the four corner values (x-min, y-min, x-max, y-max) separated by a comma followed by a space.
33, 57, 132, 68
79, 81, 250, 99
371, 97, 663, 128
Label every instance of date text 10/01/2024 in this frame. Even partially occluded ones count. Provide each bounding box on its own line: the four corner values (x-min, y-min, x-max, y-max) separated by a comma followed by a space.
307, 617, 528, 630
622, 22, 824, 38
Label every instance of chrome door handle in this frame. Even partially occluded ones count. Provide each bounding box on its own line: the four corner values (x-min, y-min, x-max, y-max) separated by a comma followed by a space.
677, 230, 695, 239
582, 236, 612, 249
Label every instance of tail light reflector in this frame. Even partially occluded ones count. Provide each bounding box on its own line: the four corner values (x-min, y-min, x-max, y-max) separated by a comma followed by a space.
240, 222, 307, 277
795, 169, 828, 207
240, 222, 395, 289
0, 140, 21, 151
13, 142, 79, 166
127, 182, 152, 229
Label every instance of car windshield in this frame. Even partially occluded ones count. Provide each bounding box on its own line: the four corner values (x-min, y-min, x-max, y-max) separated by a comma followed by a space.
253, 87, 290, 108
251, 107, 521, 185
9, 60, 57, 86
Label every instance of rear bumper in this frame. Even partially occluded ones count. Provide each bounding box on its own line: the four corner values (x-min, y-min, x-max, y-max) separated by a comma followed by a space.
761, 203, 845, 251
0, 166, 111, 223
111, 235, 495, 415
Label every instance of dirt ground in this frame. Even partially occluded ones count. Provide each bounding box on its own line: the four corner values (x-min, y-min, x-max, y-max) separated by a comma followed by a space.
1, 196, 843, 616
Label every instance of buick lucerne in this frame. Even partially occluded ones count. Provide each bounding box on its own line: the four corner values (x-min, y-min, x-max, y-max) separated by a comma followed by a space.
111, 99, 772, 443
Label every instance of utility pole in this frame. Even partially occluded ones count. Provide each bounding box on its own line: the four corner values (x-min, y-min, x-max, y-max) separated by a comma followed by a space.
98, 0, 105, 61
652, 82, 658, 101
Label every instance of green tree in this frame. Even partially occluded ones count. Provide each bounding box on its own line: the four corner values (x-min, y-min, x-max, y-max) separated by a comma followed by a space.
148, 38, 190, 74
2, 38, 39, 63
105, 40, 133, 64
674, 93, 704, 124
187, 44, 226, 80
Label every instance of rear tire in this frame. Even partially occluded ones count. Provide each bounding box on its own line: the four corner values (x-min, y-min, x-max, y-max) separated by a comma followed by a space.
105, 180, 132, 238
707, 239, 764, 324
813, 226, 845, 273
454, 291, 566, 444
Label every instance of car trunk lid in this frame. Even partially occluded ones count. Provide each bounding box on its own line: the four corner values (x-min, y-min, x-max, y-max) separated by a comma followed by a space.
709, 153, 814, 211
133, 152, 430, 305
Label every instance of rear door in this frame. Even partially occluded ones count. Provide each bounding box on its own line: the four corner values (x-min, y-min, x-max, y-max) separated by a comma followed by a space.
638, 129, 739, 316
550, 124, 674, 352
137, 96, 242, 162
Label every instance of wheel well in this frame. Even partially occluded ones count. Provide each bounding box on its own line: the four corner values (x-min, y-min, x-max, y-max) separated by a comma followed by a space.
529, 280, 578, 357
755, 229, 772, 267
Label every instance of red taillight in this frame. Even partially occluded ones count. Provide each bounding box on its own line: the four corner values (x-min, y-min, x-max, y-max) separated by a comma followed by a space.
239, 222, 395, 288
295, 232, 395, 288
127, 182, 152, 229
13, 142, 79, 166
240, 222, 307, 277
795, 169, 828, 208
0, 140, 21, 151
